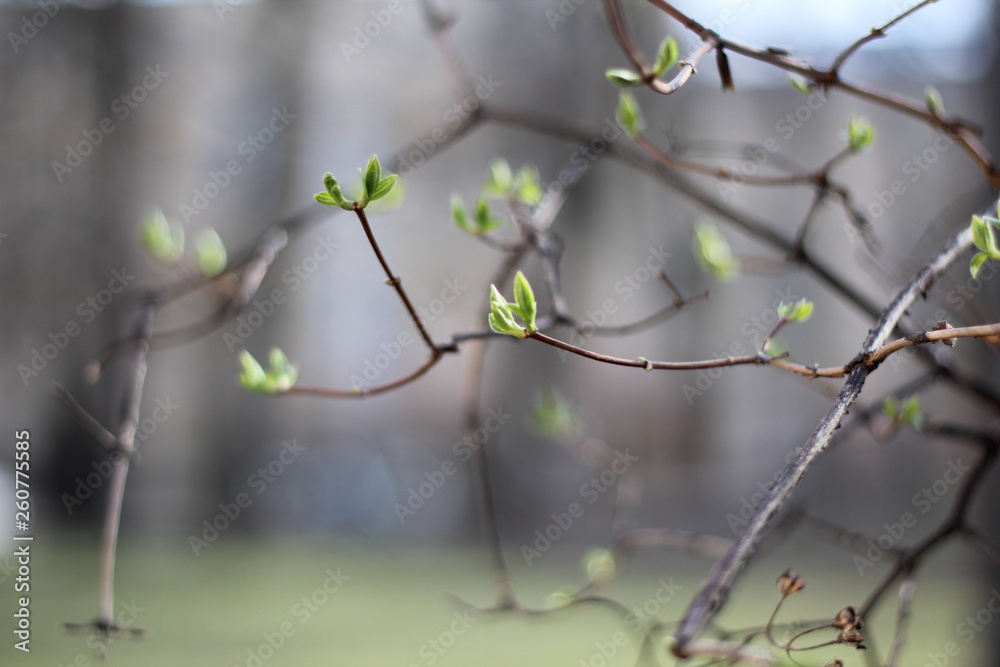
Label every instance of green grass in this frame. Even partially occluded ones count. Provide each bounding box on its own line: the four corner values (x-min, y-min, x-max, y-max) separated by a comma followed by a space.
0, 535, 989, 666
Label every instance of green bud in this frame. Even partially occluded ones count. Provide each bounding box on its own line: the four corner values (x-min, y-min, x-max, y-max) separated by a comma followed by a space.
847, 116, 875, 152
616, 91, 644, 138
605, 68, 642, 87
778, 298, 814, 323
515, 165, 543, 206
194, 228, 227, 277
694, 220, 738, 281
582, 547, 616, 584
451, 195, 472, 233
238, 347, 297, 394
652, 37, 679, 78
141, 207, 184, 263
924, 85, 945, 117
362, 154, 382, 203
788, 75, 811, 94
900, 396, 923, 430
489, 159, 514, 193
512, 270, 538, 334
488, 285, 526, 338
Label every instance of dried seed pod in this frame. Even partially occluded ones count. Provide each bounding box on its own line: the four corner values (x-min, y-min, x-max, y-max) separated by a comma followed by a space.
777, 569, 804, 596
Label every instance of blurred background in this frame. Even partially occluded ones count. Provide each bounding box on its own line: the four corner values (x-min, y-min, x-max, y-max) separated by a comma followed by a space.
1, 0, 999, 664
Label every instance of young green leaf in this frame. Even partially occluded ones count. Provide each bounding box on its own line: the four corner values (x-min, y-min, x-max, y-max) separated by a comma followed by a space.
238, 348, 297, 394
369, 174, 397, 202
362, 154, 382, 202
616, 91, 644, 138
194, 228, 227, 277
847, 117, 876, 152
971, 252, 990, 278
316, 172, 349, 208
971, 215, 997, 254
513, 270, 538, 334
516, 165, 544, 206
488, 284, 526, 338
488, 159, 514, 194
788, 75, 811, 94
652, 37, 679, 78
900, 396, 923, 430
266, 347, 298, 392
778, 298, 814, 323
924, 85, 945, 117
451, 195, 473, 233
694, 221, 738, 281
475, 197, 491, 227
141, 208, 184, 263
365, 176, 406, 214
605, 68, 642, 87
238, 350, 270, 393
882, 395, 899, 419
582, 547, 616, 584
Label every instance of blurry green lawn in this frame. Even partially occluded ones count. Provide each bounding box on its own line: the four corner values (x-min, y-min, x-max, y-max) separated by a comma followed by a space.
0, 535, 988, 666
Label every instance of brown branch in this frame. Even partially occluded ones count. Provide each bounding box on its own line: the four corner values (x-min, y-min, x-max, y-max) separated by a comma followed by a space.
60, 298, 156, 656
284, 352, 447, 399
640, 0, 1000, 187
353, 206, 438, 353
671, 222, 976, 657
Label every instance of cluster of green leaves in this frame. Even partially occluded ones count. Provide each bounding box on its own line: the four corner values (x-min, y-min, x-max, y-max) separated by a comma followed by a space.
777, 298, 814, 323
605, 37, 679, 87
694, 220, 738, 281
315, 154, 397, 210
970, 204, 1000, 278
141, 208, 227, 277
452, 160, 542, 236
488, 271, 537, 338
882, 394, 924, 430
238, 348, 298, 394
